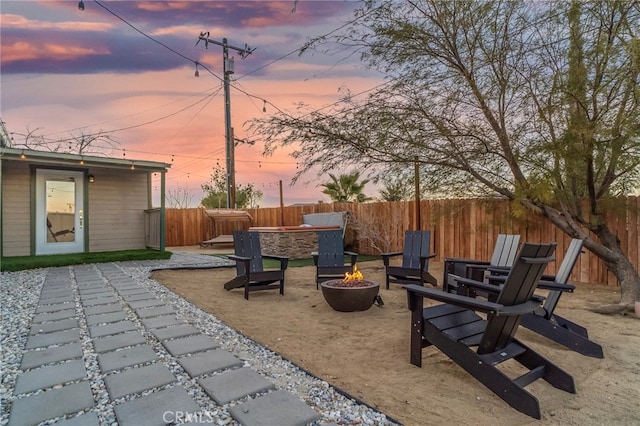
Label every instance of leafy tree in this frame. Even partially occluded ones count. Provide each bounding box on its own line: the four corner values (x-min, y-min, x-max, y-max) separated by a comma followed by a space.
200, 166, 227, 208
236, 182, 264, 208
200, 166, 263, 208
250, 0, 640, 312
379, 176, 414, 201
320, 171, 373, 202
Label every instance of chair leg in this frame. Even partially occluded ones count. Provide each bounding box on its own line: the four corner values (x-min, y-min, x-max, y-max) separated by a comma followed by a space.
514, 339, 576, 394
407, 291, 424, 367
425, 326, 544, 419
520, 313, 604, 358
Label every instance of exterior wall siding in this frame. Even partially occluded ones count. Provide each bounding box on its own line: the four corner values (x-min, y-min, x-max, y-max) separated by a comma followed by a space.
87, 169, 149, 252
1, 161, 31, 256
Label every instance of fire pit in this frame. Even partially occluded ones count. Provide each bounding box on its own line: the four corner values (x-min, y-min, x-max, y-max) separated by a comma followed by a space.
320, 265, 381, 312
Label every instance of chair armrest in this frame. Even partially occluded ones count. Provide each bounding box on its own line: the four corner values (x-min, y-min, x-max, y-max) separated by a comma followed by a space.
381, 251, 402, 266
404, 284, 503, 314
262, 254, 289, 270
453, 276, 502, 295
227, 255, 252, 277
465, 263, 491, 273
486, 265, 511, 274
485, 275, 574, 293
345, 251, 358, 265
536, 281, 575, 292
227, 255, 251, 262
405, 284, 542, 317
419, 253, 436, 269
495, 299, 545, 316
443, 258, 489, 266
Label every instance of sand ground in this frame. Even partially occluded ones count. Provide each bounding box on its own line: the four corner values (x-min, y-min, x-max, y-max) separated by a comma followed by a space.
153, 252, 640, 426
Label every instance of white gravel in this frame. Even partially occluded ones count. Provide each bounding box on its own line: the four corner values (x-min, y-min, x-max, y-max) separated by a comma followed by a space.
1, 253, 399, 425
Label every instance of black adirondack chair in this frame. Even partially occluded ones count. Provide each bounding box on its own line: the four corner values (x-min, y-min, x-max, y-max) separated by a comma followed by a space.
312, 229, 358, 289
224, 230, 289, 300
405, 242, 576, 419
381, 230, 437, 290
443, 234, 520, 293
519, 239, 604, 358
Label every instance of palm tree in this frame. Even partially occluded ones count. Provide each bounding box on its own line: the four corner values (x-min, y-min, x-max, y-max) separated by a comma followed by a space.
320, 172, 372, 203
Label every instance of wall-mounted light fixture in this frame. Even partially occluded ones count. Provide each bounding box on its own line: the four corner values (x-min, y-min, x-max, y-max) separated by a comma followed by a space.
88, 175, 95, 183
20, 150, 26, 159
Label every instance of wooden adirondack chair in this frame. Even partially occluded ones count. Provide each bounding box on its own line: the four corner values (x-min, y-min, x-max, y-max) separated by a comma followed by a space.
224, 231, 289, 300
381, 230, 437, 289
312, 229, 358, 289
443, 234, 520, 293
519, 239, 604, 358
405, 242, 576, 419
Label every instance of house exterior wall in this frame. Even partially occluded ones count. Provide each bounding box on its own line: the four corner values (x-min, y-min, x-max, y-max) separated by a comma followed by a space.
1, 159, 155, 256
1, 161, 32, 256
87, 169, 150, 252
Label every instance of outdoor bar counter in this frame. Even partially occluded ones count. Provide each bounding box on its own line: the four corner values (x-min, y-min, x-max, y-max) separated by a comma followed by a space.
249, 226, 341, 259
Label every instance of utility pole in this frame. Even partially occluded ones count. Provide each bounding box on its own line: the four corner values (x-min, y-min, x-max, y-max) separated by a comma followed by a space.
196, 33, 254, 208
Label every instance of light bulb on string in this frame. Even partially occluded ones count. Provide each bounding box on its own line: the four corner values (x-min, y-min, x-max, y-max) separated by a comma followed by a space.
194, 63, 200, 77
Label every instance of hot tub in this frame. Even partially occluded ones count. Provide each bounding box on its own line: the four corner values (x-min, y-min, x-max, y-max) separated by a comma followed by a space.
249, 226, 341, 259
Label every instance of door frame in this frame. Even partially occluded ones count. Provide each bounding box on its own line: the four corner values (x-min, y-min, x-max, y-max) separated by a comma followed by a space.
34, 168, 87, 255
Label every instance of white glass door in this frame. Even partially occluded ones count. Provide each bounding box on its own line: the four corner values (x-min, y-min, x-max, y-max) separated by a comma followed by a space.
35, 169, 85, 255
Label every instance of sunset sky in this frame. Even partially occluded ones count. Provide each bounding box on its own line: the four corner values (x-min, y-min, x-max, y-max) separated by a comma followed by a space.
1, 0, 383, 207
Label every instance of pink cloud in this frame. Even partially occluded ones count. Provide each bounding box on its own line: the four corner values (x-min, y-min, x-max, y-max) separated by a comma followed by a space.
1, 40, 108, 63
1, 13, 111, 32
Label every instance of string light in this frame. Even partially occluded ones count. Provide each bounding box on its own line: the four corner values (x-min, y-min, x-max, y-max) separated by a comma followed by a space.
194, 63, 200, 77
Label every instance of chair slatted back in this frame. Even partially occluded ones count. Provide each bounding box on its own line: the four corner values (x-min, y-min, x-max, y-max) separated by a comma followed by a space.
402, 230, 432, 271
233, 230, 264, 275
317, 230, 346, 268
543, 238, 584, 316
478, 242, 556, 354
490, 234, 521, 267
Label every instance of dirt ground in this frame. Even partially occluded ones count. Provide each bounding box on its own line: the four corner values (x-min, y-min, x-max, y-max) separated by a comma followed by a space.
152, 258, 640, 426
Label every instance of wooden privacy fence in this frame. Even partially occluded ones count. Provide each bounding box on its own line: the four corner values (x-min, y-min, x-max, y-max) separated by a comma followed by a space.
165, 196, 639, 286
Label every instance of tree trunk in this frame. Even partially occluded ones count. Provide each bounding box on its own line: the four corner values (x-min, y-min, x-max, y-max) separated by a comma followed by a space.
541, 204, 640, 312
587, 228, 640, 311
